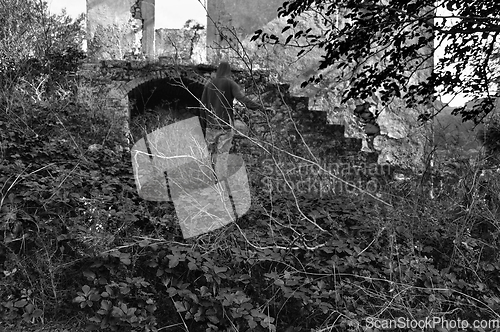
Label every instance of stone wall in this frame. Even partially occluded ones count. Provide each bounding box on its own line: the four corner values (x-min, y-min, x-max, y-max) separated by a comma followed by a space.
235, 8, 434, 171
84, 0, 433, 171
86, 0, 155, 60
77, 61, 386, 195
206, 0, 284, 63
155, 26, 206, 64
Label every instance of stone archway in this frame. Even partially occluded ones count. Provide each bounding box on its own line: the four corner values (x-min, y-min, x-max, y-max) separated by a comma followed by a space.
126, 76, 206, 143
77, 61, 364, 166
86, 63, 214, 145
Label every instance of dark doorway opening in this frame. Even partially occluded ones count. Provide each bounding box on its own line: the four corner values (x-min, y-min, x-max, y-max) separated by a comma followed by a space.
128, 77, 204, 143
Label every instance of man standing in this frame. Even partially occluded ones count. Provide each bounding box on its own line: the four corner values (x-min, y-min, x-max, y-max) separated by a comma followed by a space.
200, 61, 267, 180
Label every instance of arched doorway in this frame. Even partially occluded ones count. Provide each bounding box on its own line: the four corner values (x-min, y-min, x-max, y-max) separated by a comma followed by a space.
128, 76, 205, 143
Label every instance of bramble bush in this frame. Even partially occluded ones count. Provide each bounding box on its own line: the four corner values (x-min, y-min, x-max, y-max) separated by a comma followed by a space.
2, 70, 500, 331
4, 105, 500, 330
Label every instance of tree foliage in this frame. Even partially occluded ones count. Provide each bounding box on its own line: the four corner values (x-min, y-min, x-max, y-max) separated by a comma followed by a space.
0, 0, 85, 84
252, 0, 500, 123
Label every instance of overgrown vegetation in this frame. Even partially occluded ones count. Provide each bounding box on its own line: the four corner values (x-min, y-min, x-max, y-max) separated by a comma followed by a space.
1, 1, 500, 332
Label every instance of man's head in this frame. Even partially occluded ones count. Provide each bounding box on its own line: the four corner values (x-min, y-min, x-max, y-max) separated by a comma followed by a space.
216, 61, 232, 79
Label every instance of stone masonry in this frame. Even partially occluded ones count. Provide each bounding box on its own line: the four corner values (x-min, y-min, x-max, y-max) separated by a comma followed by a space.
76, 61, 381, 185
87, 0, 155, 60
85, 0, 283, 62
206, 0, 284, 62
83, 0, 422, 172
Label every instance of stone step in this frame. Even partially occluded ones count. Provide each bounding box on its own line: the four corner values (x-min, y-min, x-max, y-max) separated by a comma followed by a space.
326, 124, 345, 136
79, 60, 377, 172
288, 125, 346, 141
291, 109, 327, 123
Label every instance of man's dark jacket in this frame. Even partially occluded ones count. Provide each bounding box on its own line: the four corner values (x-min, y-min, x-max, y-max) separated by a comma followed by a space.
200, 64, 261, 134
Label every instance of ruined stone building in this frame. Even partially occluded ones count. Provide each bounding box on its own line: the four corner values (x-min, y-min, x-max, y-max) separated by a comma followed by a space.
83, 0, 434, 170
87, 0, 155, 60
85, 0, 284, 63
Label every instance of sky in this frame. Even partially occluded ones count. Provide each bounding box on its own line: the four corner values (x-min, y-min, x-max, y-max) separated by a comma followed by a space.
47, 0, 208, 28
433, 7, 470, 107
